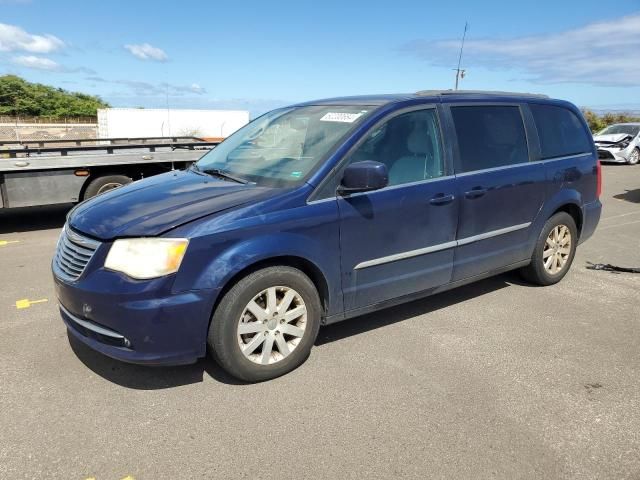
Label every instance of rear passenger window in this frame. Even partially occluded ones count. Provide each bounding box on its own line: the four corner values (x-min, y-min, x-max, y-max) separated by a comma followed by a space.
530, 104, 592, 159
451, 106, 529, 173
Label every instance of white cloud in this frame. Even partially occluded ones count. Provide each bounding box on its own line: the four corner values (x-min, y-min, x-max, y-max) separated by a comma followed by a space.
124, 43, 168, 62
189, 83, 205, 94
401, 13, 640, 87
12, 55, 60, 70
165, 83, 207, 95
86, 77, 206, 96
0, 22, 64, 53
11, 55, 96, 74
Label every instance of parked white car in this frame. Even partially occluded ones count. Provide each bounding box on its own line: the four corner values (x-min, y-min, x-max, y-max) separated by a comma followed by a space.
593, 123, 640, 165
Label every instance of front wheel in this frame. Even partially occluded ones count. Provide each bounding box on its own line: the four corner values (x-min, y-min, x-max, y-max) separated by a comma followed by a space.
520, 212, 578, 286
208, 266, 322, 382
627, 147, 639, 165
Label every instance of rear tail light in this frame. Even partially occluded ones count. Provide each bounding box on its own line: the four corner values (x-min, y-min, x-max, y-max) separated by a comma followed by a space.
596, 160, 602, 198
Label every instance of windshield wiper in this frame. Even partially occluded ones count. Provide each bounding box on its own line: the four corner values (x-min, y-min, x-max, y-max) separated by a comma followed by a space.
200, 167, 251, 185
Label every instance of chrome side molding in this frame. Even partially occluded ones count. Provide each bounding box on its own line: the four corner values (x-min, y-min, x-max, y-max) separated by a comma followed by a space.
354, 222, 531, 270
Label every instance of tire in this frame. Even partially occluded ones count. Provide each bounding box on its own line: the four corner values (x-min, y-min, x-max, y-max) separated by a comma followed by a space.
520, 212, 578, 286
208, 266, 322, 382
83, 174, 132, 200
627, 147, 640, 165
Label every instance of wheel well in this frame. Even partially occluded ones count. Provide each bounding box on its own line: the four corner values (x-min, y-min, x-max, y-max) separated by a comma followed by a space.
552, 204, 583, 238
212, 256, 331, 319
79, 170, 132, 200
79, 162, 188, 200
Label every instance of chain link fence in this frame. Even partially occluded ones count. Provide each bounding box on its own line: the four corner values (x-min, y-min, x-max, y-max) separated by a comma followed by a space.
0, 116, 98, 144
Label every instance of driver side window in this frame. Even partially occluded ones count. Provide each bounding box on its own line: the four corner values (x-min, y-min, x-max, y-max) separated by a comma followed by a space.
348, 108, 445, 186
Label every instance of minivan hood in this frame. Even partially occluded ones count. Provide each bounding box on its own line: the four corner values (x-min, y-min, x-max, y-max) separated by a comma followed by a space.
593, 133, 631, 144
69, 170, 275, 240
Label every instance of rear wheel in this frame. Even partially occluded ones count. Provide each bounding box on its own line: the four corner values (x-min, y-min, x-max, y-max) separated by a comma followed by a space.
83, 174, 132, 200
520, 212, 577, 286
628, 147, 639, 165
208, 266, 321, 382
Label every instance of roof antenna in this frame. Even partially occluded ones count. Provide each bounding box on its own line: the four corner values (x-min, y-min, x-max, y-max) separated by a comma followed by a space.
454, 22, 469, 90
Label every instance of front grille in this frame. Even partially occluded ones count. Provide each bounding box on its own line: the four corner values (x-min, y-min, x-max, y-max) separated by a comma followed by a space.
598, 149, 614, 159
53, 226, 100, 282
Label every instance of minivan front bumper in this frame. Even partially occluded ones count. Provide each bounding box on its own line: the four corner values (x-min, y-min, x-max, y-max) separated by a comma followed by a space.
54, 272, 218, 366
597, 146, 632, 163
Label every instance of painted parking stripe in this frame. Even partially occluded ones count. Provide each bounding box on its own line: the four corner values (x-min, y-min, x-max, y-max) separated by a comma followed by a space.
15, 298, 48, 309
84, 477, 135, 480
598, 219, 640, 231
0, 240, 20, 247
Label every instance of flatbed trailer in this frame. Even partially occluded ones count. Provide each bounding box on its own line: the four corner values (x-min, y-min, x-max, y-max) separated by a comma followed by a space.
0, 137, 219, 209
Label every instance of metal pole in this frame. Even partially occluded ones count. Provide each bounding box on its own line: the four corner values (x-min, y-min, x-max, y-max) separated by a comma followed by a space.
455, 22, 468, 90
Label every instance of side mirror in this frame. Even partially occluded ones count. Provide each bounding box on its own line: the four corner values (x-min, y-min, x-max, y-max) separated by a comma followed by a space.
338, 160, 388, 194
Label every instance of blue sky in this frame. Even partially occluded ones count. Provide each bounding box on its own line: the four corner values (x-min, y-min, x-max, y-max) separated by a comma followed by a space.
1, 0, 640, 116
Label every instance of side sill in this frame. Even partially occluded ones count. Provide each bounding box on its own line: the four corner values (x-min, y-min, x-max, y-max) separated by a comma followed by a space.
323, 259, 530, 326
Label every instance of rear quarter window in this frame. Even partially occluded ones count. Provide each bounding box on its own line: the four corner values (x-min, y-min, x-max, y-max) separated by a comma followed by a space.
530, 104, 592, 159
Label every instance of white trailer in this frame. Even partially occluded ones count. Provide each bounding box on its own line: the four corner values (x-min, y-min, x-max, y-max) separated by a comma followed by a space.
0, 137, 218, 209
97, 108, 250, 140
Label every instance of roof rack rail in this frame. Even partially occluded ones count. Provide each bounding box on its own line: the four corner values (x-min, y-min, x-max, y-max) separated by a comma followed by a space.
415, 89, 549, 99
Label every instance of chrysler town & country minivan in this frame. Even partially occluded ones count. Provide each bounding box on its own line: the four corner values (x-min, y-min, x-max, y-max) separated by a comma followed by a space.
53, 91, 602, 381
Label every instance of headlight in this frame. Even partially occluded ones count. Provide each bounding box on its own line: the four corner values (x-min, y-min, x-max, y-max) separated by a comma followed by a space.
105, 238, 189, 280
615, 136, 632, 149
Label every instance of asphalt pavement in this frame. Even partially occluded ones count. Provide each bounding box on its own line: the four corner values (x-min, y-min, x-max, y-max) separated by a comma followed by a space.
1, 164, 639, 480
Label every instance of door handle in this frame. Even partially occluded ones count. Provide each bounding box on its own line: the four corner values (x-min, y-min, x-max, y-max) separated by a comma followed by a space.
429, 193, 455, 206
464, 187, 487, 199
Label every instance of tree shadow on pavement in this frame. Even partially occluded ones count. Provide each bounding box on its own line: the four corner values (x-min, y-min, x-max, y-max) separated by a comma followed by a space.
0, 204, 72, 234
613, 189, 640, 204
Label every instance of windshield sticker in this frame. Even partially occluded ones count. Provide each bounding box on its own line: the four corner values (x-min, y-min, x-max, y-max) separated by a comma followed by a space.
320, 112, 363, 123
290, 171, 303, 178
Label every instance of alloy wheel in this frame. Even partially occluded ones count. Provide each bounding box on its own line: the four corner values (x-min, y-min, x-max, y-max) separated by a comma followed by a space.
237, 286, 307, 365
543, 225, 572, 275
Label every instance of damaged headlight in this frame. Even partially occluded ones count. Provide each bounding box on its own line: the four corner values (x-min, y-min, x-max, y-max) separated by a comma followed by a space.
615, 136, 632, 149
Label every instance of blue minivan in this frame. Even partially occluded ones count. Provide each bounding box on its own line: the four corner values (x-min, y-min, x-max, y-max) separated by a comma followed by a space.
53, 91, 602, 381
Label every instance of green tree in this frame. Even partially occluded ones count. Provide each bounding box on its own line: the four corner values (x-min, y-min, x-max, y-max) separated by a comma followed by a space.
581, 108, 640, 133
0, 75, 109, 117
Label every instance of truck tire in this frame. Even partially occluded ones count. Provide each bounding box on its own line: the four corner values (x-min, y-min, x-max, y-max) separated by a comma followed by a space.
520, 212, 578, 286
209, 266, 322, 382
83, 175, 132, 200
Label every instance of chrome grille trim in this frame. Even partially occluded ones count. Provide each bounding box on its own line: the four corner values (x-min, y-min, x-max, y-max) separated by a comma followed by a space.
53, 225, 100, 282
60, 304, 124, 340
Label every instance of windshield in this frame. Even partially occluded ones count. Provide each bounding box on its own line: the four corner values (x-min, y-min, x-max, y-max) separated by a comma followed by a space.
196, 105, 373, 187
598, 124, 640, 136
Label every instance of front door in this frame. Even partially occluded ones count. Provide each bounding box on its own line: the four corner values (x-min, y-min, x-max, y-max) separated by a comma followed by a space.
337, 107, 458, 312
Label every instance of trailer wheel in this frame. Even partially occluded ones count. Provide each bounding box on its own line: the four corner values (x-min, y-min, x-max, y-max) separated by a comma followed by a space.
83, 175, 132, 200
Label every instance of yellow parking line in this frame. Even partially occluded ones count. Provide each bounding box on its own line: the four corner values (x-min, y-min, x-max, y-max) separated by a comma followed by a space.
0, 240, 20, 247
15, 298, 48, 309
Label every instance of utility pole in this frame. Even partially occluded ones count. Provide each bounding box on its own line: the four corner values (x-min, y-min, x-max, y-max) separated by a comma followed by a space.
454, 22, 469, 90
